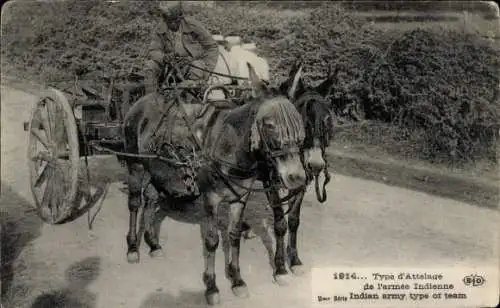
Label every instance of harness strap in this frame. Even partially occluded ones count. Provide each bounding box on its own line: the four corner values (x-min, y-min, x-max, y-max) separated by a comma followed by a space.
172, 90, 204, 150
89, 142, 192, 167
212, 159, 258, 179
171, 90, 252, 201
150, 98, 176, 151
214, 168, 303, 207
264, 184, 304, 212
212, 164, 249, 204
169, 87, 303, 208
188, 62, 251, 81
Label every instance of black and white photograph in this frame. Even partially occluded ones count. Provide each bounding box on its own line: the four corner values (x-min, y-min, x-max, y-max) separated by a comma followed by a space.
1, 1, 499, 307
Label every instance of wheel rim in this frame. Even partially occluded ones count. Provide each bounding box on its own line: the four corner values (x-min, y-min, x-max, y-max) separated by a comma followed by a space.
27, 90, 80, 224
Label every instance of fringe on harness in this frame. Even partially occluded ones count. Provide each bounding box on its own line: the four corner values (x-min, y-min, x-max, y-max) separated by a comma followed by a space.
250, 98, 305, 153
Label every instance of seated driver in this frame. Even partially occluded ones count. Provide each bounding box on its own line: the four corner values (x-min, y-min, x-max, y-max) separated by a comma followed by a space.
144, 1, 219, 94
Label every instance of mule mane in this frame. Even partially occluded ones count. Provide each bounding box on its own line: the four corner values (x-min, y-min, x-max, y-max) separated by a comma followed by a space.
250, 97, 305, 152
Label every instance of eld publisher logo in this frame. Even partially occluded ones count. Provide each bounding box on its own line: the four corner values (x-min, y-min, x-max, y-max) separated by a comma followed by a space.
463, 274, 485, 287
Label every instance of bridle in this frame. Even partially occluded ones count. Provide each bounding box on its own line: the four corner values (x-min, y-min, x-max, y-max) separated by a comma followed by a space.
212, 120, 305, 211
160, 58, 329, 207
294, 91, 332, 203
167, 83, 305, 210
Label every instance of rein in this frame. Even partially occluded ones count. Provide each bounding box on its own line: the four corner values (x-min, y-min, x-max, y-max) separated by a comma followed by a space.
314, 168, 330, 203
210, 160, 304, 209
187, 62, 251, 81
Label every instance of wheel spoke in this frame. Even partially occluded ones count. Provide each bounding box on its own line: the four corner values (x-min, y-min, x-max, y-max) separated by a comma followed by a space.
40, 166, 55, 209
40, 164, 67, 220
52, 104, 68, 153
55, 124, 71, 159
31, 128, 51, 149
39, 102, 53, 142
34, 161, 51, 188
50, 168, 63, 220
45, 99, 58, 141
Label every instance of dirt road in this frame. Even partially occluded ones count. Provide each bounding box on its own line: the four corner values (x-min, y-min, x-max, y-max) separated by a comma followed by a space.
1, 85, 498, 308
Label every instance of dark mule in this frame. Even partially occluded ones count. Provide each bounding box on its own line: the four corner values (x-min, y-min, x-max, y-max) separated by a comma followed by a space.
120, 63, 307, 305
236, 59, 336, 281
265, 59, 336, 275
280, 60, 336, 186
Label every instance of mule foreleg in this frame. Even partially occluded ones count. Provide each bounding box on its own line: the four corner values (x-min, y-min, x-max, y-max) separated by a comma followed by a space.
286, 190, 306, 275
201, 192, 221, 305
126, 162, 146, 264
142, 183, 164, 259
267, 190, 290, 285
146, 202, 169, 258
226, 201, 249, 298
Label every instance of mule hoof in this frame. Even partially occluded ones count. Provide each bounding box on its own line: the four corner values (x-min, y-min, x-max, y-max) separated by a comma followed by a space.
273, 273, 291, 286
127, 252, 140, 264
232, 285, 249, 298
149, 248, 165, 259
242, 229, 257, 240
205, 292, 220, 305
290, 265, 306, 276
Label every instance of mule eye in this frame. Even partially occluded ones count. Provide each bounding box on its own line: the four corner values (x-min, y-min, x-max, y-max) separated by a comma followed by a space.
264, 121, 276, 129
324, 116, 332, 127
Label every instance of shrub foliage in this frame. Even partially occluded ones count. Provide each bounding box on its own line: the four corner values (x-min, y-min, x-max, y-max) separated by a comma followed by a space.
1, 1, 498, 164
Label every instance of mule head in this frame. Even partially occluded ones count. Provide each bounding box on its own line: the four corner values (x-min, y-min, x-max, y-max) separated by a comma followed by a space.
297, 94, 333, 175
246, 63, 306, 190
288, 63, 335, 177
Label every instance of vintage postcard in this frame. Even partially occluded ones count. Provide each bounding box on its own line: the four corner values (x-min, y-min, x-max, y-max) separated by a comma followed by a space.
1, 1, 499, 307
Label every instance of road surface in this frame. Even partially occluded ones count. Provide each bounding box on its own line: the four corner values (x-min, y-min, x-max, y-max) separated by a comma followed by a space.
1, 85, 498, 308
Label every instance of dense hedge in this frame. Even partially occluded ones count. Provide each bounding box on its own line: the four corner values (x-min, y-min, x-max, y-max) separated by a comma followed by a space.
342, 0, 497, 14
2, 1, 499, 164
370, 29, 499, 161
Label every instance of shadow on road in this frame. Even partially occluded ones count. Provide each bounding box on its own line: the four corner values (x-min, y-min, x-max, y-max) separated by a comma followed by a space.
154, 192, 277, 271
139, 289, 206, 308
64, 155, 128, 225
30, 256, 101, 308
0, 182, 44, 301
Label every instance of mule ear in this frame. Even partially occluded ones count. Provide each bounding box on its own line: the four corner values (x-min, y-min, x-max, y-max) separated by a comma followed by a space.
288, 62, 303, 100
314, 63, 338, 96
278, 58, 302, 97
247, 62, 266, 96
290, 58, 303, 77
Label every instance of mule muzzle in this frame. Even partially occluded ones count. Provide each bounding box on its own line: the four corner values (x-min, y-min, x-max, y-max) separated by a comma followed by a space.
273, 153, 307, 190
303, 147, 330, 203
304, 147, 326, 175
282, 170, 307, 190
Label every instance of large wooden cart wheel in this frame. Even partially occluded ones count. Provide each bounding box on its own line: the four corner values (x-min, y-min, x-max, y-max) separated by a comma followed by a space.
27, 88, 80, 224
